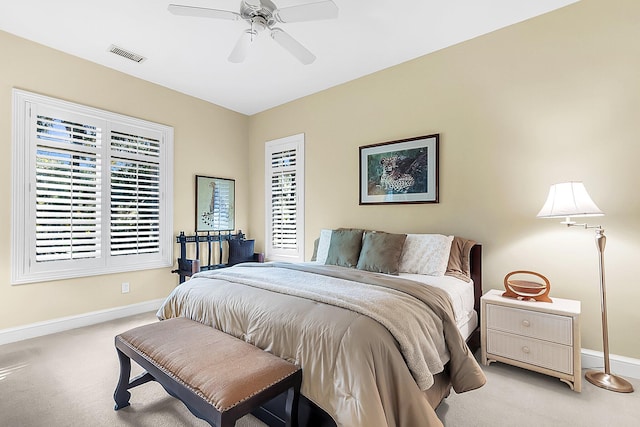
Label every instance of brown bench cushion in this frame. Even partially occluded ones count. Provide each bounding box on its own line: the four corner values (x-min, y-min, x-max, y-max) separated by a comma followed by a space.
116, 317, 300, 412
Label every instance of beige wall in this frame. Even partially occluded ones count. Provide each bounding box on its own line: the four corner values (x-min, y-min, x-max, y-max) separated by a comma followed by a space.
248, 0, 640, 359
0, 30, 249, 329
2, 0, 638, 360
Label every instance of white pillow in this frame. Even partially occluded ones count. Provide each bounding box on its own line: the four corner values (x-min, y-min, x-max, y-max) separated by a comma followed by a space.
398, 234, 454, 276
315, 229, 333, 264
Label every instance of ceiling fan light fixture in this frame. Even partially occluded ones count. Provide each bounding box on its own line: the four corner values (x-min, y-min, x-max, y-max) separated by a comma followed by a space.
251, 16, 267, 33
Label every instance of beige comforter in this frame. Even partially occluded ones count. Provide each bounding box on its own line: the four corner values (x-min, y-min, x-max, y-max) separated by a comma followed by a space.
157, 263, 485, 427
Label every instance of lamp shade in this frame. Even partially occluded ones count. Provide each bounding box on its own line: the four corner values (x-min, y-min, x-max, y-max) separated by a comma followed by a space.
537, 182, 604, 218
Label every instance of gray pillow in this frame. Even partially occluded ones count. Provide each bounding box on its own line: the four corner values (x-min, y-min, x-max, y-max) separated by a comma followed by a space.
310, 237, 320, 261
356, 231, 407, 275
325, 229, 364, 268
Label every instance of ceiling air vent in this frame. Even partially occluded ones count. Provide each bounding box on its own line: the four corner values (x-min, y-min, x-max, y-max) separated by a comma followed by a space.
108, 44, 146, 63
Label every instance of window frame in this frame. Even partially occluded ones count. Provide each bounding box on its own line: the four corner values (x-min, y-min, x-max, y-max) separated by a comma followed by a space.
264, 134, 305, 262
11, 89, 174, 285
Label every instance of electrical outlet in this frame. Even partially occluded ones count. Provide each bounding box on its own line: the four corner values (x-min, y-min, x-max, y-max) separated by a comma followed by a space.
121, 282, 130, 294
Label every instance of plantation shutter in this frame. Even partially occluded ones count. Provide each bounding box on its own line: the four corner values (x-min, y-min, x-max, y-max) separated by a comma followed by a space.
110, 128, 161, 256
271, 148, 298, 250
12, 89, 173, 285
265, 134, 304, 262
33, 108, 103, 263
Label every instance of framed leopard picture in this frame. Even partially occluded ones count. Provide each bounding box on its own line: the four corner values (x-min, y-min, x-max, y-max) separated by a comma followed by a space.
359, 134, 439, 205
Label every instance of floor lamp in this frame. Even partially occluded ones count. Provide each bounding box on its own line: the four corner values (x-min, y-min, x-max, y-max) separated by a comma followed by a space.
537, 181, 634, 393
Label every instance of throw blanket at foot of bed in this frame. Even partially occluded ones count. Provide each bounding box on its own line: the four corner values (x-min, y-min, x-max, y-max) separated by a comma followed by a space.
113, 317, 302, 427
157, 263, 486, 427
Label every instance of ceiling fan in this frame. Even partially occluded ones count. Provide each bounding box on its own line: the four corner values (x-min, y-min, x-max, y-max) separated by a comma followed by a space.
167, 0, 339, 65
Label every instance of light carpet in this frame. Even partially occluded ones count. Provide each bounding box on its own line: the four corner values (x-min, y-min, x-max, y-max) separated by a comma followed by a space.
1, 311, 638, 426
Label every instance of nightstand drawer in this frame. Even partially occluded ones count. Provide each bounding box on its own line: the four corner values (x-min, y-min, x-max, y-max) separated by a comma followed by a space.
486, 304, 572, 345
486, 330, 573, 374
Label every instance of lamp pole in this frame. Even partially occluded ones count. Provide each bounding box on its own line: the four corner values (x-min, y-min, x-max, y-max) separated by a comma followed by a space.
584, 227, 633, 393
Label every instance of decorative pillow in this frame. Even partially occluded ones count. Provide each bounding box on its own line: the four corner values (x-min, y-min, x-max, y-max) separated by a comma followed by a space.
227, 239, 255, 266
325, 229, 364, 268
356, 231, 407, 275
314, 229, 333, 263
310, 237, 320, 261
445, 236, 476, 282
398, 234, 454, 276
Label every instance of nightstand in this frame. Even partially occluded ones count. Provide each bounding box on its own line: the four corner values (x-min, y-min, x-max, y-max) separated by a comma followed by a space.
481, 289, 581, 392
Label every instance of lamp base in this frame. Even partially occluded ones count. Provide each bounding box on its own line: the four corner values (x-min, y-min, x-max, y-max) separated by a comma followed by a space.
585, 370, 634, 393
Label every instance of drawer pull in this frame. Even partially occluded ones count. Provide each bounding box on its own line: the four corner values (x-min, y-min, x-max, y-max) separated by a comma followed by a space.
522, 346, 530, 354
522, 320, 531, 327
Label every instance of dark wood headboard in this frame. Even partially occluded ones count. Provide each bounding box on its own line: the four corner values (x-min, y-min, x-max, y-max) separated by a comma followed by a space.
470, 243, 483, 314
468, 243, 483, 352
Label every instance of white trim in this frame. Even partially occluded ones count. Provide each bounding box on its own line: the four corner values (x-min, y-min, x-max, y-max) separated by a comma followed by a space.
581, 348, 640, 380
0, 299, 164, 346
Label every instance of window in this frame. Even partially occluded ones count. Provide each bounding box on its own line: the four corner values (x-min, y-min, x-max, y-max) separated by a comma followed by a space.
12, 89, 173, 284
265, 134, 304, 262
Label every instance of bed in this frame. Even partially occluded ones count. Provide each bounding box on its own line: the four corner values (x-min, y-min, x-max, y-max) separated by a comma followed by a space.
157, 230, 486, 427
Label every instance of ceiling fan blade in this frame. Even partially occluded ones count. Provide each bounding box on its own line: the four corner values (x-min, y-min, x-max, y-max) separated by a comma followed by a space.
270, 28, 315, 65
228, 30, 254, 63
167, 4, 240, 21
273, 0, 338, 23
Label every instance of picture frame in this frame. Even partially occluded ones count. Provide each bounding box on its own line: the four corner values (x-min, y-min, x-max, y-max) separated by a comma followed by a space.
195, 175, 235, 231
359, 134, 439, 205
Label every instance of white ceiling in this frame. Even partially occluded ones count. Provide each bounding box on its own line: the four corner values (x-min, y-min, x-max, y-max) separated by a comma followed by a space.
0, 0, 578, 115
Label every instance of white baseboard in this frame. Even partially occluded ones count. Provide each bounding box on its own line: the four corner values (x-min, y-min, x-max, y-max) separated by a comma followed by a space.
0, 299, 165, 346
582, 349, 640, 380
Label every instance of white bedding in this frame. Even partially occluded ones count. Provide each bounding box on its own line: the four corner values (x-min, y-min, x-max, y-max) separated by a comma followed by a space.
398, 273, 476, 330
306, 261, 477, 339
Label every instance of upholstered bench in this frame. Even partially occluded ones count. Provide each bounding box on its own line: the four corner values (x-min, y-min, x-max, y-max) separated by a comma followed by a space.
113, 317, 302, 427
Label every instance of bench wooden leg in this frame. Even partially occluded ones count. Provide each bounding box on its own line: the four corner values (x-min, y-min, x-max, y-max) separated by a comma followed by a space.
285, 371, 302, 427
114, 347, 132, 410
114, 346, 156, 410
